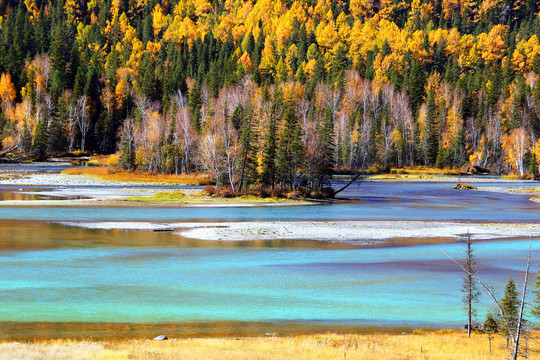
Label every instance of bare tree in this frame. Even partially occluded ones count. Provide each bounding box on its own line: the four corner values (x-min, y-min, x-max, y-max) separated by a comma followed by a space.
174, 90, 198, 173
76, 95, 90, 152
199, 132, 223, 184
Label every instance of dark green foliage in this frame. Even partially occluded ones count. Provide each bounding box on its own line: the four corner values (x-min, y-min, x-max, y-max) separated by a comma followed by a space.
484, 312, 499, 333
501, 278, 519, 346
187, 85, 203, 133
462, 233, 480, 337
261, 91, 281, 188
237, 106, 258, 191
31, 119, 49, 160
138, 53, 159, 101
0, 0, 538, 184
423, 88, 439, 165
531, 264, 540, 318
277, 99, 304, 187
407, 61, 426, 116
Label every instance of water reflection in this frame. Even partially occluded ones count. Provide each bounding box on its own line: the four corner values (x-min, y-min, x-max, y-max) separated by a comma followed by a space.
0, 221, 352, 251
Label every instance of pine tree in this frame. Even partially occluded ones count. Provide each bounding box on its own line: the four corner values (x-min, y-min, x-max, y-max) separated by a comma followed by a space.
423, 88, 439, 165
138, 53, 158, 101
48, 113, 67, 154
407, 61, 427, 116
276, 99, 303, 187
187, 84, 203, 133
231, 103, 244, 131
501, 278, 519, 347
462, 233, 480, 337
31, 119, 49, 160
261, 91, 281, 188
484, 312, 498, 354
238, 107, 258, 192
530, 264, 540, 318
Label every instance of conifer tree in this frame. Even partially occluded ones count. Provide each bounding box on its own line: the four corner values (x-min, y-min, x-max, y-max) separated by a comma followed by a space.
261, 91, 281, 188
462, 233, 480, 337
238, 107, 258, 191
276, 99, 303, 187
31, 119, 49, 160
530, 264, 540, 319
187, 85, 202, 133
407, 61, 426, 116
423, 87, 439, 165
501, 278, 519, 347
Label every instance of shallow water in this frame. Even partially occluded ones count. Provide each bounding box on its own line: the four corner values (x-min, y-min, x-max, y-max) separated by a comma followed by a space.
0, 233, 535, 332
0, 180, 538, 339
0, 181, 538, 222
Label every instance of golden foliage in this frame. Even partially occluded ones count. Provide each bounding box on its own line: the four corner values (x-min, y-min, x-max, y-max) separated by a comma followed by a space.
0, 73, 17, 108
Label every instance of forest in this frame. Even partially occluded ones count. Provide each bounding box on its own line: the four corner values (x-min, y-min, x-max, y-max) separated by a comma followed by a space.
1, 0, 540, 191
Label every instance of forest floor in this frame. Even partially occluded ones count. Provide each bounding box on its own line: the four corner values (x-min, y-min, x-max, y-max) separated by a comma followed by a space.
0, 331, 536, 360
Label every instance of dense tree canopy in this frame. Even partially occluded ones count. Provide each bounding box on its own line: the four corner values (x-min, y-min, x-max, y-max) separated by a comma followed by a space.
1, 0, 540, 190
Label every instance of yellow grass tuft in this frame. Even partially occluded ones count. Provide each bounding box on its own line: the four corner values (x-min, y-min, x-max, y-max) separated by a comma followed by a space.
85, 154, 119, 167
390, 166, 463, 176
0, 332, 538, 360
61, 167, 213, 186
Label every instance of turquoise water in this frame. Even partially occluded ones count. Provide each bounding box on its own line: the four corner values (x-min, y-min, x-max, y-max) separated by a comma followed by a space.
0, 180, 538, 338
0, 181, 538, 222
0, 236, 536, 327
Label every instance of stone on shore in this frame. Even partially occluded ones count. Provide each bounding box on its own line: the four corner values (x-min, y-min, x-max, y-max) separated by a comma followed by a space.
153, 335, 168, 341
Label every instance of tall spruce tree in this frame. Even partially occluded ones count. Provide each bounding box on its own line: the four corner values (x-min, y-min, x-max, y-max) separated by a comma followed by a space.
187, 85, 202, 133
530, 264, 540, 319
31, 119, 49, 160
501, 278, 519, 347
462, 233, 480, 337
276, 99, 303, 187
423, 87, 439, 165
407, 61, 427, 116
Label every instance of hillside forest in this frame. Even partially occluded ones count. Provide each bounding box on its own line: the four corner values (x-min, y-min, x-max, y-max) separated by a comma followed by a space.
1, 0, 540, 190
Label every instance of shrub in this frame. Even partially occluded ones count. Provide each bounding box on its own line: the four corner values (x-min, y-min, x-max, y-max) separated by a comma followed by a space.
106, 154, 119, 167
218, 188, 234, 198
247, 184, 270, 198
202, 185, 219, 196
85, 160, 101, 167
285, 190, 302, 199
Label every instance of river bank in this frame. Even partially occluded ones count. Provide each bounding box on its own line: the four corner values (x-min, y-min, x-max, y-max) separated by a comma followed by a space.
0, 170, 538, 206
55, 220, 540, 244
0, 331, 533, 360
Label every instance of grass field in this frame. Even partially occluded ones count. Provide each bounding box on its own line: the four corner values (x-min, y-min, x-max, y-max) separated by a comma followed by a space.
62, 167, 213, 186
0, 331, 536, 360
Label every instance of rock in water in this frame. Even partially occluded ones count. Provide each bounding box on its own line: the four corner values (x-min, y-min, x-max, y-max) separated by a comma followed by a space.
454, 183, 477, 190
153, 335, 168, 341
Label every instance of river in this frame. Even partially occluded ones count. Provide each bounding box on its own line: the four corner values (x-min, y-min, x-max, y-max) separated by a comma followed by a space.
0, 180, 538, 339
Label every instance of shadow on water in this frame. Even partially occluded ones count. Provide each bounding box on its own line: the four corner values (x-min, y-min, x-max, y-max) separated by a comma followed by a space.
0, 220, 354, 251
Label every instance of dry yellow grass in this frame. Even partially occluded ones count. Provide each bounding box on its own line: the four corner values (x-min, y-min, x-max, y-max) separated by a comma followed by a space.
389, 166, 463, 176
86, 155, 119, 167
1, 331, 537, 360
61, 167, 213, 186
